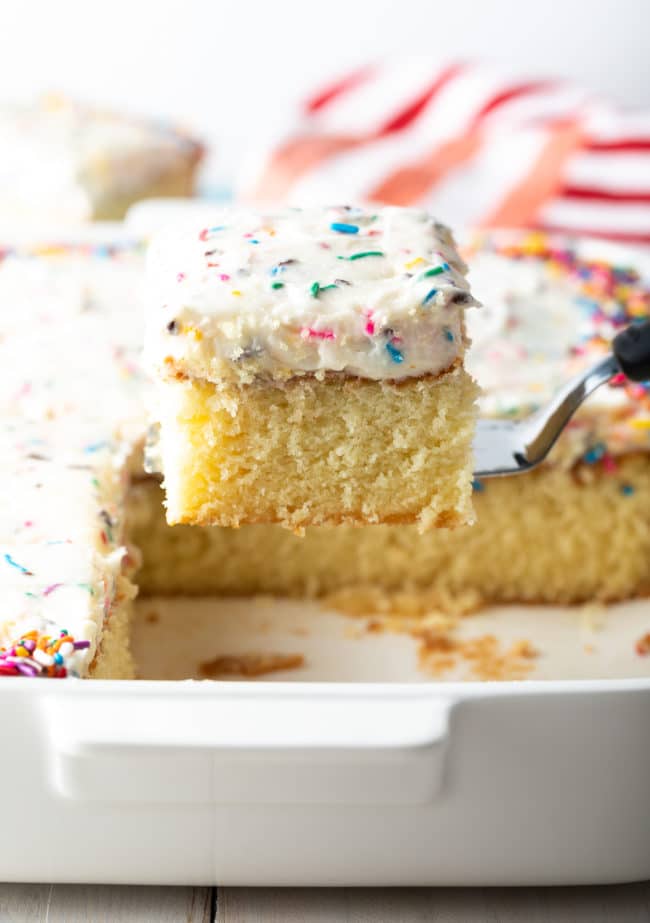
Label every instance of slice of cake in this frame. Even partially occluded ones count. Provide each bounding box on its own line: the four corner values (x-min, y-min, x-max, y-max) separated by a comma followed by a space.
145, 205, 480, 531
0, 423, 137, 679
0, 239, 146, 678
0, 95, 203, 224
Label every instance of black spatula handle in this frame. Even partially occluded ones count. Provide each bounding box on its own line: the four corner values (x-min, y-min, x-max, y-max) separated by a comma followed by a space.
613, 320, 650, 382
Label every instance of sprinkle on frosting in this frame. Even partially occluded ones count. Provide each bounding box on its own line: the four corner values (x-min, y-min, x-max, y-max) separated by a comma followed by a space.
583, 443, 606, 464
330, 222, 359, 234
337, 250, 385, 261
301, 327, 335, 340
385, 342, 404, 363
4, 553, 33, 575
421, 264, 449, 278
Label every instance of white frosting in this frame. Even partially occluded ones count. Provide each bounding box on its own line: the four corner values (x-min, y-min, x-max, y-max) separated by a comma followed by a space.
468, 255, 593, 416
145, 206, 478, 383
0, 242, 145, 676
0, 96, 201, 223
466, 237, 650, 461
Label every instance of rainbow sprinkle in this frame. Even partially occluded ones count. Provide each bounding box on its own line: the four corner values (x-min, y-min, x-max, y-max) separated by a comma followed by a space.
385, 342, 404, 363
42, 583, 63, 596
337, 251, 385, 261
421, 263, 450, 279
198, 225, 226, 241
4, 553, 32, 575
330, 222, 359, 234
301, 327, 335, 340
583, 443, 606, 464
0, 629, 91, 678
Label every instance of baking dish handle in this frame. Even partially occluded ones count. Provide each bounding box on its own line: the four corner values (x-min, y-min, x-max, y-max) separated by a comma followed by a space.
42, 689, 456, 805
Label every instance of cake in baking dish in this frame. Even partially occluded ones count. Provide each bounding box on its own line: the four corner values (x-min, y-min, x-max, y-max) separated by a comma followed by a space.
0, 229, 648, 680
134, 233, 650, 607
145, 205, 480, 531
0, 96, 203, 223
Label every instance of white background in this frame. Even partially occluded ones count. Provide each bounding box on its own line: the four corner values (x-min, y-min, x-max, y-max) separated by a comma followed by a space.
1, 0, 648, 186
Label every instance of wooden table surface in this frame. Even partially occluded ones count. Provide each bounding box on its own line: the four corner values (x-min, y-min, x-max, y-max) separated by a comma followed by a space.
1, 883, 649, 922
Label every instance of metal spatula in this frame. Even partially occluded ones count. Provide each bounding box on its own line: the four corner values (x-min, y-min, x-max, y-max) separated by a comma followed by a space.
473, 320, 650, 478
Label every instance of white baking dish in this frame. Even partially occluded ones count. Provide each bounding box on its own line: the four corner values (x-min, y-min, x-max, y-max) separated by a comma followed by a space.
1, 595, 649, 887
1, 213, 648, 886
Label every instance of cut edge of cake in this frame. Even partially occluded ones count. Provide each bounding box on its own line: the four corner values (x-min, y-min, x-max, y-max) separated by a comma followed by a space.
154, 363, 479, 532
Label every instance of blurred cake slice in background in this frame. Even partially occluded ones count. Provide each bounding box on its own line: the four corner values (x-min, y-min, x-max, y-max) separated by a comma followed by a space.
145, 204, 480, 532
0, 95, 203, 223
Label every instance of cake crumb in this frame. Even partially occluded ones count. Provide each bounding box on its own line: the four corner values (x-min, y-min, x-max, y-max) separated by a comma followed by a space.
580, 602, 607, 633
343, 623, 366, 640
418, 634, 539, 681
199, 652, 305, 678
324, 584, 539, 681
366, 619, 386, 634
290, 626, 310, 638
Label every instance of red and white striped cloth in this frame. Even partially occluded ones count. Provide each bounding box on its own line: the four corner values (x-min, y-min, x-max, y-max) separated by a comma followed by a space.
243, 59, 650, 245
